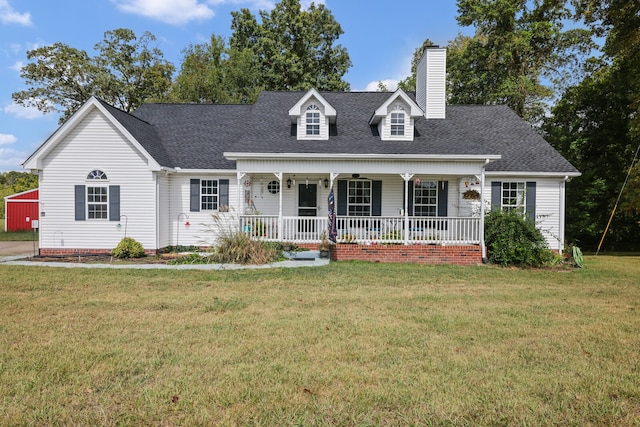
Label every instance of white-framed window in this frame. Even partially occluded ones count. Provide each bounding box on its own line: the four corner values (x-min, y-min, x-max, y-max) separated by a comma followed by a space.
306, 104, 321, 135
414, 181, 437, 216
390, 105, 405, 136
87, 187, 108, 219
86, 169, 109, 219
502, 182, 526, 213
348, 180, 371, 216
201, 179, 218, 210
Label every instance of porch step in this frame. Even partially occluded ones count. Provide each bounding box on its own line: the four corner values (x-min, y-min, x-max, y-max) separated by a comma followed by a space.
285, 250, 321, 261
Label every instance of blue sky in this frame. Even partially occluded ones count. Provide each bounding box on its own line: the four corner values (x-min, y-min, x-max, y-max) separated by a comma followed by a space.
0, 0, 472, 172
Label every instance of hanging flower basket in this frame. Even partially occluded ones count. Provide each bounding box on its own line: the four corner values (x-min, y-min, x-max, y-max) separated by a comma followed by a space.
462, 189, 481, 200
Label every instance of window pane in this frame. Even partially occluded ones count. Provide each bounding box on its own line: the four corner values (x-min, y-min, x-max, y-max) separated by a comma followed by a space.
87, 187, 108, 219
201, 180, 218, 210
413, 181, 437, 217
306, 112, 320, 135
502, 181, 525, 213
347, 180, 372, 216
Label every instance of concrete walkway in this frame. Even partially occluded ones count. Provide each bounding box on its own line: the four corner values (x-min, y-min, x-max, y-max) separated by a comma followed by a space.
0, 241, 37, 256
0, 242, 329, 270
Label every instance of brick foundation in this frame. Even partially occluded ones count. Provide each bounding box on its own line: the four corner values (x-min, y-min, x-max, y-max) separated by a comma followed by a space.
330, 244, 482, 265
39, 244, 483, 265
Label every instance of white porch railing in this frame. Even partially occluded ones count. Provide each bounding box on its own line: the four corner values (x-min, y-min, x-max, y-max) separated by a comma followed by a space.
239, 215, 481, 245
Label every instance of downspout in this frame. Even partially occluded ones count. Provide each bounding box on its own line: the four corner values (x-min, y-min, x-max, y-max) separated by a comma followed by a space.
559, 176, 569, 253
480, 159, 489, 263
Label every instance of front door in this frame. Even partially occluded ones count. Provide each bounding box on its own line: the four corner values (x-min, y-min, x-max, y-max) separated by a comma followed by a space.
298, 183, 317, 232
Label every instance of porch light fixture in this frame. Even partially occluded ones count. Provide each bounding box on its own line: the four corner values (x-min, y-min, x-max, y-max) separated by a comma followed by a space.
287, 178, 292, 188
323, 178, 329, 188
352, 173, 360, 179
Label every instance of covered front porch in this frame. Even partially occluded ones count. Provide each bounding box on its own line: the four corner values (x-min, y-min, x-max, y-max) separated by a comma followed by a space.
224, 153, 499, 259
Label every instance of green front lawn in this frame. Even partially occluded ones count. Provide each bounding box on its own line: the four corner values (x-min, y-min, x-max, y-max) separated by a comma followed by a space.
0, 257, 639, 425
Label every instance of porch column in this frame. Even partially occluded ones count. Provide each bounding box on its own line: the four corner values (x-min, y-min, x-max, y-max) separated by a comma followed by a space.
480, 162, 487, 262
400, 173, 414, 245
237, 172, 246, 219
273, 172, 283, 241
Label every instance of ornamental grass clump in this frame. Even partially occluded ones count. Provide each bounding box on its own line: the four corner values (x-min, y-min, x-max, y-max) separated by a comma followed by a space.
484, 210, 551, 267
202, 210, 281, 265
111, 237, 145, 259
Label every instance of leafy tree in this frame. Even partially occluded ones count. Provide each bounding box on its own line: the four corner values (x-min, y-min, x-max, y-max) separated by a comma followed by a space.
229, 0, 351, 92
172, 0, 351, 104
543, 0, 640, 250
170, 35, 262, 104
449, 0, 593, 122
13, 29, 174, 124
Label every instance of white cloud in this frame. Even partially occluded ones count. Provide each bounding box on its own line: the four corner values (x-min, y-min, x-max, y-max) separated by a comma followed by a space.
0, 0, 32, 26
4, 101, 50, 120
111, 0, 215, 25
0, 147, 28, 171
364, 79, 399, 92
0, 133, 17, 145
10, 60, 23, 72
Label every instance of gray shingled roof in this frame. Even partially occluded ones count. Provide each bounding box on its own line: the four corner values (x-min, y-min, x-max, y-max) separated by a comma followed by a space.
132, 103, 252, 170
230, 91, 578, 174
107, 91, 577, 174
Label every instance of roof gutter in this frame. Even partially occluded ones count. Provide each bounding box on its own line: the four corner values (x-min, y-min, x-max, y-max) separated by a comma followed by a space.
485, 171, 582, 178
224, 152, 502, 162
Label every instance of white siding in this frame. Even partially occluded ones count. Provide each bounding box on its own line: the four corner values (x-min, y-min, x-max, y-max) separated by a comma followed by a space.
417, 48, 447, 119
484, 177, 565, 251
240, 174, 462, 218
157, 172, 171, 248
39, 108, 158, 251
168, 174, 239, 247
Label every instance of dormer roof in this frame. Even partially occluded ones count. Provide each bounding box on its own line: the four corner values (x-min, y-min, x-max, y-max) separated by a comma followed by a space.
288, 88, 337, 124
369, 88, 423, 125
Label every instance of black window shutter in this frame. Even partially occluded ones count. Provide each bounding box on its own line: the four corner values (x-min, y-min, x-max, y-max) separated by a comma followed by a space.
491, 181, 502, 210
337, 180, 347, 216
109, 185, 120, 221
526, 181, 536, 221
75, 185, 86, 221
407, 180, 414, 216
437, 181, 448, 216
372, 180, 382, 216
190, 179, 200, 212
219, 179, 229, 210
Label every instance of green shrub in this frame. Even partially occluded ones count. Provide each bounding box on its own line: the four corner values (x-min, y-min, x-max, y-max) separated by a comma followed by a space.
484, 210, 549, 267
111, 237, 145, 259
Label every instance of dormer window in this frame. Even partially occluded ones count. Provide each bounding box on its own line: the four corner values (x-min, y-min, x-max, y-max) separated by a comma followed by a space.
390, 106, 405, 136
289, 89, 336, 141
369, 89, 422, 142
306, 105, 321, 136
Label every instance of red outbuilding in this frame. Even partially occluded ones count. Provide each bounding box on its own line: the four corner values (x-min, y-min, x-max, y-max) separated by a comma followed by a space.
4, 189, 39, 232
